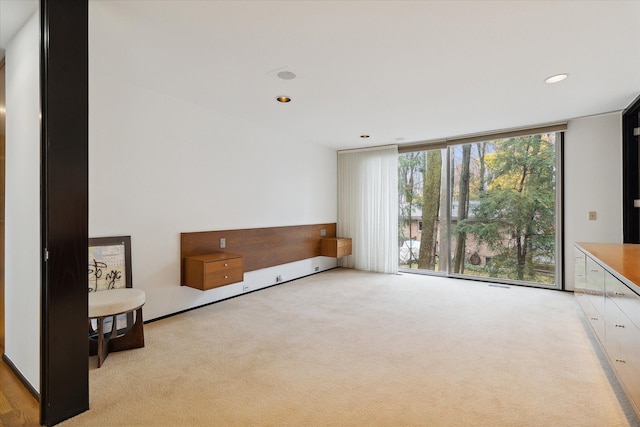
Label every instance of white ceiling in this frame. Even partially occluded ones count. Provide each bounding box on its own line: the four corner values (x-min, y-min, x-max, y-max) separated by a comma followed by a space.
5, 1, 640, 150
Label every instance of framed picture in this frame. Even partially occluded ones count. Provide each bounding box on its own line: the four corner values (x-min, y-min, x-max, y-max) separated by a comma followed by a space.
88, 236, 133, 334
88, 236, 132, 292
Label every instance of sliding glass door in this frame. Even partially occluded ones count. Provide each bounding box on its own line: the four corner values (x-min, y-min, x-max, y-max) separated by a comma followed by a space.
399, 132, 561, 288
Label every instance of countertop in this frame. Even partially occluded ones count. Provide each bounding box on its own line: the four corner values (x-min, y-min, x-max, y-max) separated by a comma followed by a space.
575, 242, 640, 295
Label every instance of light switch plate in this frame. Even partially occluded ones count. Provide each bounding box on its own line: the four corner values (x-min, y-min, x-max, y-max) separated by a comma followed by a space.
588, 211, 597, 221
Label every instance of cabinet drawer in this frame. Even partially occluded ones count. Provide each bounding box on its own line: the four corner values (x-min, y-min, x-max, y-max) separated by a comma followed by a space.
574, 249, 586, 291
204, 268, 244, 290
576, 292, 605, 344
205, 257, 243, 273
337, 239, 350, 248
184, 252, 244, 290
605, 300, 640, 407
337, 241, 352, 257
585, 257, 605, 315
606, 274, 640, 329
320, 237, 352, 258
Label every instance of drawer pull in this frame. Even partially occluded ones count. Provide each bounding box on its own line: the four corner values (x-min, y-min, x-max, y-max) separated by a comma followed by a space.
590, 317, 599, 321
224, 275, 228, 279
224, 263, 228, 267
614, 292, 625, 296
615, 324, 625, 328
616, 358, 626, 364
590, 269, 599, 272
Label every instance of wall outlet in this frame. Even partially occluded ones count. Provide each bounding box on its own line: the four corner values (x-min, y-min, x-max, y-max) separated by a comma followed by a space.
220, 238, 226, 248
320, 229, 326, 237
315, 266, 320, 272
276, 275, 283, 283
588, 211, 597, 221
242, 285, 249, 292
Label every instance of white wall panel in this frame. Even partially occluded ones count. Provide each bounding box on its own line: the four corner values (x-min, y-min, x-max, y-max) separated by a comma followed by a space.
4, 10, 40, 391
564, 112, 623, 290
89, 27, 337, 320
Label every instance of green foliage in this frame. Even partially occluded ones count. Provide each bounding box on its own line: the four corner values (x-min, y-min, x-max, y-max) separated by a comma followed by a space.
398, 134, 557, 284
457, 134, 556, 281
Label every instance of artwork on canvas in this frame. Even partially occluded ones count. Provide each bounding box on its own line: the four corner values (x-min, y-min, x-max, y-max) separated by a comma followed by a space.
88, 236, 132, 292
88, 236, 133, 332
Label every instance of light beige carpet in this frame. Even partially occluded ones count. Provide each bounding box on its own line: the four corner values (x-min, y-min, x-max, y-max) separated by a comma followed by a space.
62, 269, 636, 426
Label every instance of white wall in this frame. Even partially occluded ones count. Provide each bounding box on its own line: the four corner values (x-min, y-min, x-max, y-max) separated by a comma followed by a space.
88, 3, 627, 308
564, 112, 623, 290
4, 10, 40, 391
89, 38, 338, 322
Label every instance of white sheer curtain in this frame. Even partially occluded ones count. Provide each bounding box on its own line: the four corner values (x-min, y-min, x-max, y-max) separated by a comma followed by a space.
337, 145, 398, 273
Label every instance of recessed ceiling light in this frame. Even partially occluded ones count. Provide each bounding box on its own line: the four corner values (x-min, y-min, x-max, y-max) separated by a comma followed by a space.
545, 73, 569, 84
276, 96, 291, 103
360, 135, 370, 139
277, 71, 296, 80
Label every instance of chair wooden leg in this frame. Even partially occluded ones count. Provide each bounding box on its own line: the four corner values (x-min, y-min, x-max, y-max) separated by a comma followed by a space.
96, 316, 106, 368
90, 307, 145, 368
109, 307, 145, 352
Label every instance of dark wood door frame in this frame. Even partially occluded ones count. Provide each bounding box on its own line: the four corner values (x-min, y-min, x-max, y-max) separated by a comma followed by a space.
40, 0, 89, 425
623, 94, 640, 243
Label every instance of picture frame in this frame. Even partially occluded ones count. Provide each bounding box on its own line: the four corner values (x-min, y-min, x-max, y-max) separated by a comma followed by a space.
88, 235, 132, 292
88, 236, 133, 333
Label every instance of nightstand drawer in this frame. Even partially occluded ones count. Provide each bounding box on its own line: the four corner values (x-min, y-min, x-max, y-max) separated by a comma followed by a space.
184, 253, 244, 290
205, 268, 244, 289
337, 239, 350, 248
205, 257, 243, 273
337, 242, 352, 257
320, 237, 352, 258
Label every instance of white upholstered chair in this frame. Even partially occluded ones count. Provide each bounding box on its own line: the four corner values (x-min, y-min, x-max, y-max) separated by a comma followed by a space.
88, 288, 146, 368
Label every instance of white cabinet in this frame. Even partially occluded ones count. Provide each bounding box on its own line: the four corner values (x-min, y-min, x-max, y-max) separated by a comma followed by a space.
604, 270, 640, 409
574, 244, 640, 416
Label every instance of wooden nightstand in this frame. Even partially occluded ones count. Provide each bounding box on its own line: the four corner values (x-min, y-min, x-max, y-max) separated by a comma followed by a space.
183, 253, 244, 290
320, 237, 352, 258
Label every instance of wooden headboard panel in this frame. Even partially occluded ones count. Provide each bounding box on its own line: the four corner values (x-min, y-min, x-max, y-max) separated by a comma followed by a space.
180, 223, 336, 285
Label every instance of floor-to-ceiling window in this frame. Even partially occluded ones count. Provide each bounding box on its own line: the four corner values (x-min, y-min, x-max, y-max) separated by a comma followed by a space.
399, 130, 562, 289
399, 148, 447, 274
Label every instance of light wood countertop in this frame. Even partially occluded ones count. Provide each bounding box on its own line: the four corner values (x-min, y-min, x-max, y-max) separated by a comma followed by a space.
576, 242, 640, 294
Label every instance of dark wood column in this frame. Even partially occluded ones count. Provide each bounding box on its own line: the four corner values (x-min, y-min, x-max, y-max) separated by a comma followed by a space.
623, 94, 640, 243
40, 0, 89, 425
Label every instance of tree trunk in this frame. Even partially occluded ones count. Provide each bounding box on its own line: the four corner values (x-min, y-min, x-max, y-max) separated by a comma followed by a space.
453, 145, 471, 273
418, 150, 442, 270
476, 142, 487, 193
516, 232, 526, 280
514, 136, 537, 279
